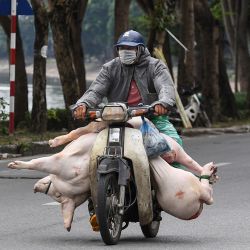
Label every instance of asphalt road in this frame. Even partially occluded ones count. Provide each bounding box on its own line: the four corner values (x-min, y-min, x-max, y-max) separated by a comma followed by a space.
0, 133, 250, 250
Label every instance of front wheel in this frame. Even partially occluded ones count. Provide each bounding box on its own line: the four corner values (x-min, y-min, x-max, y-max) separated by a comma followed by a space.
97, 173, 123, 245
140, 220, 160, 238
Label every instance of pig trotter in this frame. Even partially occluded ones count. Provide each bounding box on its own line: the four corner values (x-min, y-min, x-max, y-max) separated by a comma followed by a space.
49, 139, 59, 148
8, 161, 27, 169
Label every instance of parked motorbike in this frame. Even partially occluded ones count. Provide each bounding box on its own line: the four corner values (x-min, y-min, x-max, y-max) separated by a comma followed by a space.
81, 103, 160, 245
169, 86, 211, 128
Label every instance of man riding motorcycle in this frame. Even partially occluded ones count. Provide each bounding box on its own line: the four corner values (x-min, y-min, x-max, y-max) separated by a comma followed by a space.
73, 30, 186, 230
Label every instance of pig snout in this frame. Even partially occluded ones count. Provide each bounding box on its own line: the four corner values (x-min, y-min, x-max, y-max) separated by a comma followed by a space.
33, 176, 52, 194
33, 183, 46, 193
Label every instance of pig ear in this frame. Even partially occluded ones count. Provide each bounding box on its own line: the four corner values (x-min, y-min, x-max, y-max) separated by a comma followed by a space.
61, 199, 75, 232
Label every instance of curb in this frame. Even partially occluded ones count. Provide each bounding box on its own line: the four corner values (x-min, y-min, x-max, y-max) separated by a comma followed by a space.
181, 125, 250, 136
0, 142, 64, 159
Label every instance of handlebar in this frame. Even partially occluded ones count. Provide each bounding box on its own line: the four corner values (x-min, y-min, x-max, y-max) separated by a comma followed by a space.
70, 103, 155, 122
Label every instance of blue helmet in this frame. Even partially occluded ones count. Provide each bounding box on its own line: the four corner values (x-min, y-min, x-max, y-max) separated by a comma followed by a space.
115, 30, 145, 47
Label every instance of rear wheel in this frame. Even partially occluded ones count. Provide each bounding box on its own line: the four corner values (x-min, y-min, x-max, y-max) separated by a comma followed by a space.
140, 220, 160, 238
97, 173, 122, 245
195, 111, 211, 128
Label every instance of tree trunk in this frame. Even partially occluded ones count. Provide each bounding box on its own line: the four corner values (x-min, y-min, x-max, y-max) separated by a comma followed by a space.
177, 0, 195, 93
222, 0, 249, 92
194, 0, 220, 122
147, 27, 156, 53
238, 0, 250, 92
69, 0, 88, 96
49, 2, 80, 108
193, 23, 204, 88
30, 0, 49, 132
163, 32, 174, 79
136, 0, 155, 52
218, 26, 238, 118
0, 16, 28, 127
221, 0, 236, 55
114, 0, 131, 44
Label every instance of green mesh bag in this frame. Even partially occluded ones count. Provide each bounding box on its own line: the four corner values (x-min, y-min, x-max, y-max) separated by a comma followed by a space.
150, 115, 183, 146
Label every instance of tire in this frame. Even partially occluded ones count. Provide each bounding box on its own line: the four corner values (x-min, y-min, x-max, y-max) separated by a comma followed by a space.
195, 111, 211, 128
140, 220, 160, 238
97, 173, 123, 245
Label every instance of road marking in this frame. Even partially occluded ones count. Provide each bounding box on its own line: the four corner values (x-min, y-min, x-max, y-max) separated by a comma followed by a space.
43, 202, 60, 206
215, 162, 231, 167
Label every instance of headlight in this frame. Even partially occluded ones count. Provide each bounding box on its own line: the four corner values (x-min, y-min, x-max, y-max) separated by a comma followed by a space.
102, 103, 128, 122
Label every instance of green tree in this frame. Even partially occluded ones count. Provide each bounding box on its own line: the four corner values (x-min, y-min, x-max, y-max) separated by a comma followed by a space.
83, 0, 114, 61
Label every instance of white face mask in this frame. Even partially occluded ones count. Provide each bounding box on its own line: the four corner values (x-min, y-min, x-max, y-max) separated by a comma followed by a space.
118, 50, 137, 65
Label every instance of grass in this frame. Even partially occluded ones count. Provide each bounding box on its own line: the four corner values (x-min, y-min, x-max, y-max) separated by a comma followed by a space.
0, 128, 66, 145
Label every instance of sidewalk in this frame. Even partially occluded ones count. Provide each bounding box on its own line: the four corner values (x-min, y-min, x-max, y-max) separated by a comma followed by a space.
0, 125, 249, 179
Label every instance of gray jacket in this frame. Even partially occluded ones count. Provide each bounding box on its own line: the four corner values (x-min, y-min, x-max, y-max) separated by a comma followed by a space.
76, 49, 176, 109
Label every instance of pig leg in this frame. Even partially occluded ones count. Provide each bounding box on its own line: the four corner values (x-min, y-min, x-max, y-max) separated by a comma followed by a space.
8, 155, 90, 185
199, 162, 216, 205
49, 121, 107, 147
127, 117, 203, 174
161, 134, 203, 175
61, 198, 75, 232
8, 154, 66, 176
60, 194, 90, 231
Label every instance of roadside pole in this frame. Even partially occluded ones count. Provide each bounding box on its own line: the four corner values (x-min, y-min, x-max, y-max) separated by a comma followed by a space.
9, 0, 16, 134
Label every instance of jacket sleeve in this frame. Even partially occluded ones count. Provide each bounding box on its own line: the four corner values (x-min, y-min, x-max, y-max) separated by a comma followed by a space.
76, 64, 112, 108
152, 60, 176, 110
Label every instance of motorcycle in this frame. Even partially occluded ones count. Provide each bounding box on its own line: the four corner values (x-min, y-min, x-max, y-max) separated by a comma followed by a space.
169, 86, 211, 128
81, 103, 160, 245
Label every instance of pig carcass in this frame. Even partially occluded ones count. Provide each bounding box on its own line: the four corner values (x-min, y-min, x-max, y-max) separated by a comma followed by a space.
8, 119, 217, 231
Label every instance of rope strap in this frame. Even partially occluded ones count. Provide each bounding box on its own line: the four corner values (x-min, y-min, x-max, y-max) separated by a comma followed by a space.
45, 181, 52, 194
200, 175, 213, 184
199, 175, 210, 180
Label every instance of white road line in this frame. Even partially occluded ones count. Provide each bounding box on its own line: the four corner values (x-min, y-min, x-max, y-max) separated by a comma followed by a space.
43, 202, 60, 206
215, 162, 232, 167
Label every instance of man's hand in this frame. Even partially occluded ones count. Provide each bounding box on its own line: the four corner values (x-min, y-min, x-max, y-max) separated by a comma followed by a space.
154, 104, 168, 115
73, 104, 87, 120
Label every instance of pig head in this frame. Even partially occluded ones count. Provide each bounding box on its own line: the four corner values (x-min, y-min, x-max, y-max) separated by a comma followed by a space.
34, 176, 89, 231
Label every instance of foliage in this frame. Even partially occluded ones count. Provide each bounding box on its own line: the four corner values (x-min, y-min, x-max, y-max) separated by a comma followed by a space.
150, 0, 176, 30
129, 0, 150, 38
83, 0, 114, 61
209, 0, 223, 21
0, 97, 9, 134
235, 92, 247, 110
47, 108, 68, 131
234, 92, 250, 119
